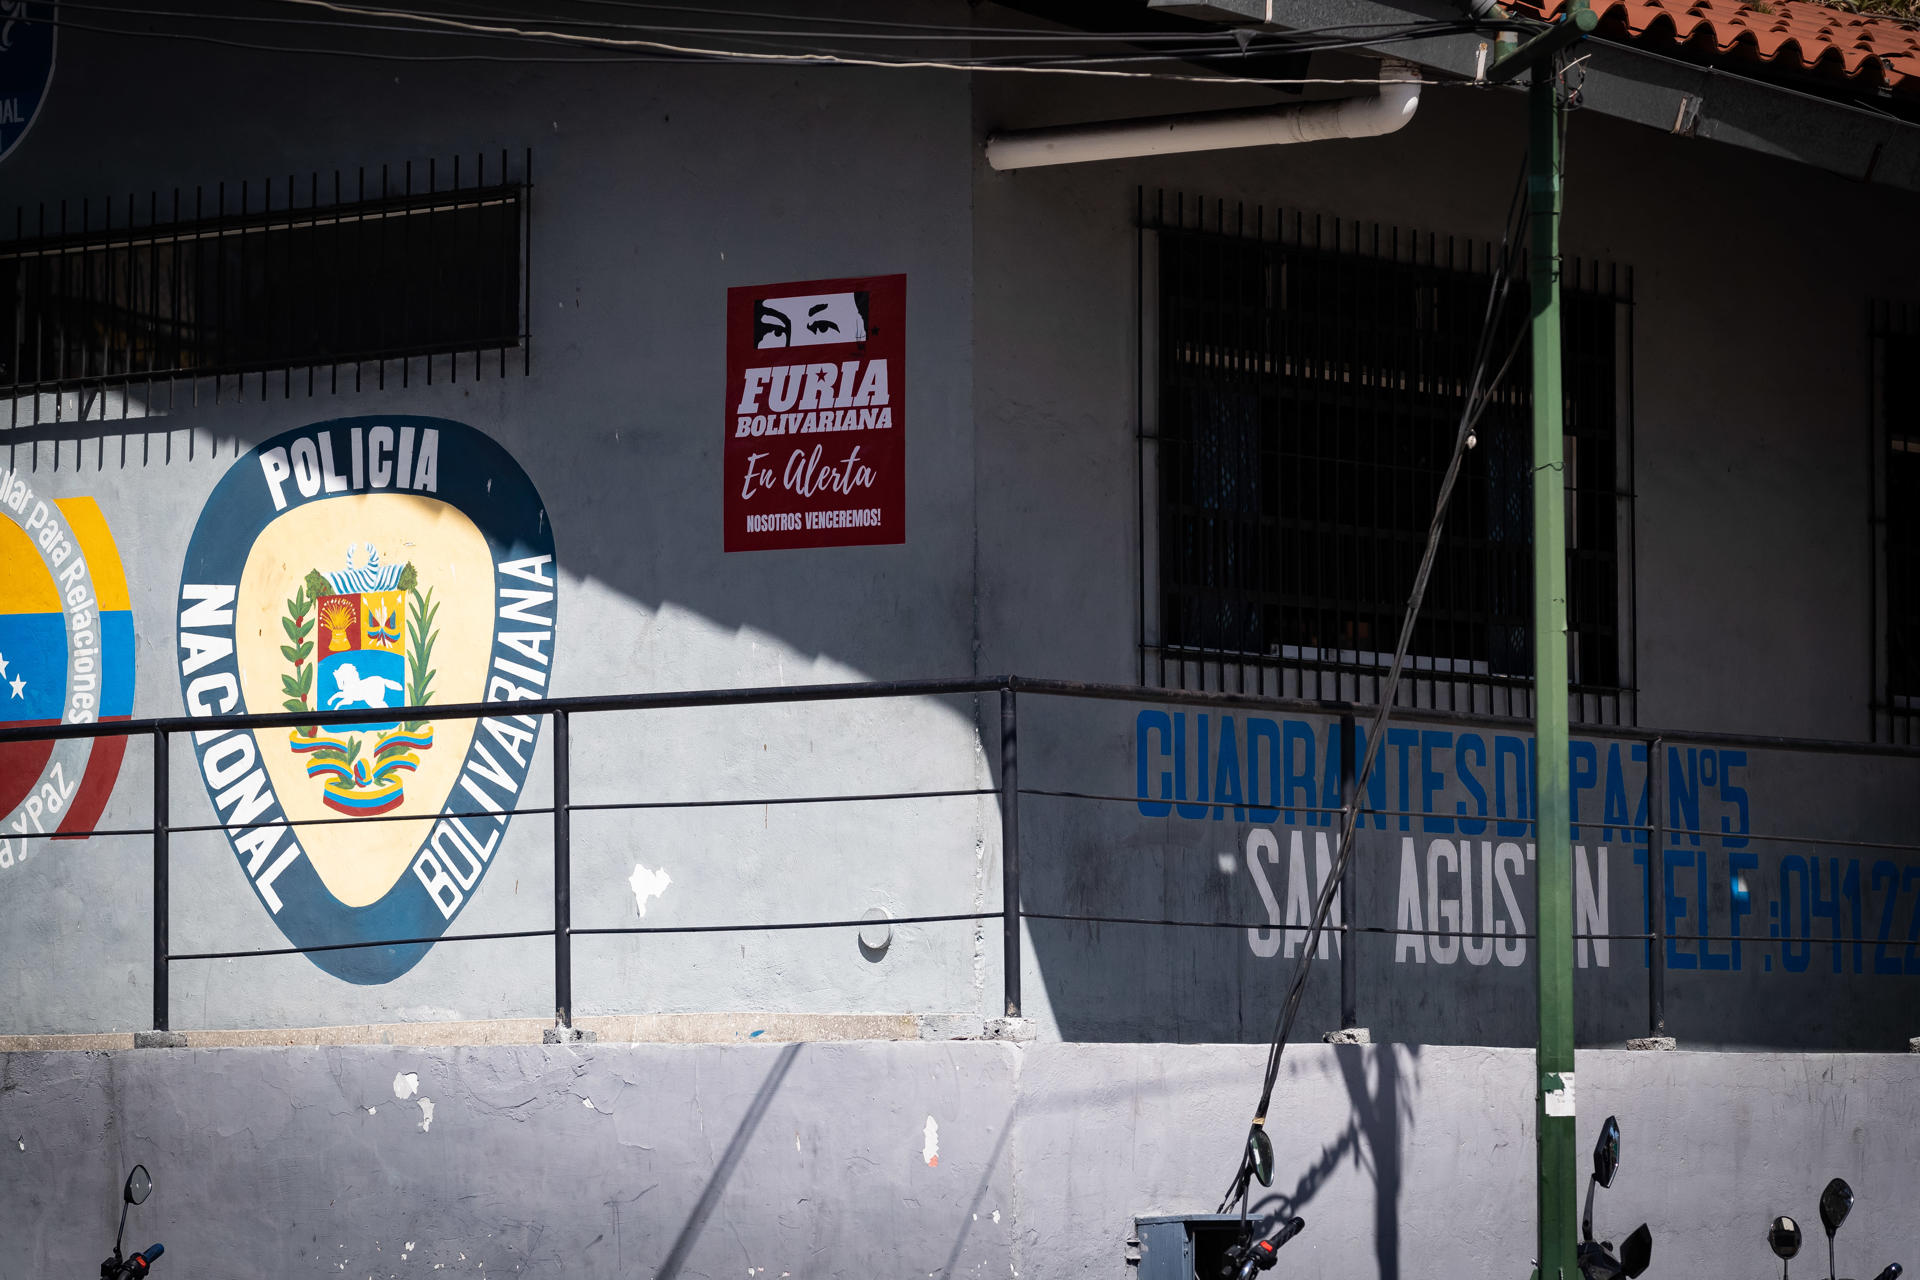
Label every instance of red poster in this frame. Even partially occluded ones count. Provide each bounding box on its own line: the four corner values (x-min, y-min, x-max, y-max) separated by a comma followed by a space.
724, 274, 905, 551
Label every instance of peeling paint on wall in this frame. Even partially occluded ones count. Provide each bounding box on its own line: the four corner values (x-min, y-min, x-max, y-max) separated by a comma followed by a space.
628, 863, 671, 916
393, 1071, 419, 1100
922, 1115, 939, 1167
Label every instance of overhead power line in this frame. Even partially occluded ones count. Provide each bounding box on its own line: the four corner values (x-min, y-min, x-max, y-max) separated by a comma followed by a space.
52, 0, 1475, 84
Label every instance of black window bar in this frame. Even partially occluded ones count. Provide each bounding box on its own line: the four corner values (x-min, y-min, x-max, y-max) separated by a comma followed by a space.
1139, 191, 1637, 727
1872, 299, 1920, 745
1, 150, 532, 429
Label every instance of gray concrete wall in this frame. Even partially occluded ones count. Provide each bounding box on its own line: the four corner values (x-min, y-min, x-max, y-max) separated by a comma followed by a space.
969, 64, 1920, 737
0, 4, 1912, 1047
0, 8, 998, 1036
5, 1040, 1918, 1278
966, 66, 1920, 1047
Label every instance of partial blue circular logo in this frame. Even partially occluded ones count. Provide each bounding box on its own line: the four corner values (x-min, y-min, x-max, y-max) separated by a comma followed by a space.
0, 2, 56, 164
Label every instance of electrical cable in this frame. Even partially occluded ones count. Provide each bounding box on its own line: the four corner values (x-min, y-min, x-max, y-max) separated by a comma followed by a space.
1215, 90, 1552, 1221
57, 0, 1316, 44
237, 0, 1432, 81
49, 10, 1441, 82
234, 0, 1508, 42
47, 1, 1494, 77
43, 16, 725, 63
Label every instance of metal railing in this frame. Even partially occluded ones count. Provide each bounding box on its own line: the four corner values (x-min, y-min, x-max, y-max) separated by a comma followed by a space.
3, 674, 1917, 1038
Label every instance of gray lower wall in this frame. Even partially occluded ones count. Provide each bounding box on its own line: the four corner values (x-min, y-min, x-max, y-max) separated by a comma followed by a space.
6, 1040, 1917, 1278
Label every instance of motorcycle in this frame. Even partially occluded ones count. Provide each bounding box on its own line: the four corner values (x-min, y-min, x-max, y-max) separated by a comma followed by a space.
1576, 1115, 1653, 1280
1220, 1215, 1306, 1278
100, 1164, 164, 1279
1215, 1124, 1308, 1278
1767, 1177, 1900, 1280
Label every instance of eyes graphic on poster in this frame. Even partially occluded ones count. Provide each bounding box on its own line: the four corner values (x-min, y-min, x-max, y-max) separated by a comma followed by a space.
176, 418, 558, 984
754, 292, 871, 348
726, 274, 906, 551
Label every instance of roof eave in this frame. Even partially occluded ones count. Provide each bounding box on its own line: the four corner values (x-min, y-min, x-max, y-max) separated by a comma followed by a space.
1150, 0, 1920, 193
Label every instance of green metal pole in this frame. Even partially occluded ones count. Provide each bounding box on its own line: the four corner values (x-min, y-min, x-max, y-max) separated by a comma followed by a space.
1528, 63, 1578, 1280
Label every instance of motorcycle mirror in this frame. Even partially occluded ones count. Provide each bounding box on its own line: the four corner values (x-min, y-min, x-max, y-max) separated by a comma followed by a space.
1592, 1115, 1621, 1189
123, 1165, 151, 1206
1621, 1224, 1653, 1279
1771, 1217, 1804, 1260
1247, 1126, 1275, 1189
1819, 1178, 1853, 1239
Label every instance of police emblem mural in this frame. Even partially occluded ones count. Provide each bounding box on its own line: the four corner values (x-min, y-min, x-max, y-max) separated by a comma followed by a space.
0, 468, 136, 869
177, 418, 556, 984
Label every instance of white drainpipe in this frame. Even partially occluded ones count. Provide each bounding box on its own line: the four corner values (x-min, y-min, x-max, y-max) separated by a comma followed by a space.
984, 62, 1421, 171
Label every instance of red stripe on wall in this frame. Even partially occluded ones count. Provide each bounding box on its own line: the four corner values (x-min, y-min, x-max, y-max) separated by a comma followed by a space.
0, 720, 59, 816
55, 718, 132, 840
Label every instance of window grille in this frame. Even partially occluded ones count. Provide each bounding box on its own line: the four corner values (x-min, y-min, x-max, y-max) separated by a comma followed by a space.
2, 151, 530, 428
1140, 193, 1636, 725
1873, 300, 1920, 744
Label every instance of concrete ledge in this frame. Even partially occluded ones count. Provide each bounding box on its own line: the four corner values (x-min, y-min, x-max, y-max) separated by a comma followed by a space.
134, 1031, 188, 1049
1, 1012, 934, 1051
1324, 1027, 1372, 1045
187, 1018, 556, 1048
582, 1012, 922, 1044
1627, 1036, 1678, 1051
982, 1017, 1036, 1042
0, 1032, 136, 1051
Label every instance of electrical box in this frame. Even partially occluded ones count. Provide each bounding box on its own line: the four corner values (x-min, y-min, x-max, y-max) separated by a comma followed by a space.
1133, 1213, 1249, 1280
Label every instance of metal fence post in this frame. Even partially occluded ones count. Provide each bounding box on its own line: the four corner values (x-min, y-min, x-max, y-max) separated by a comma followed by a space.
152, 727, 169, 1033
1340, 711, 1358, 1030
1647, 736, 1666, 1038
553, 709, 572, 1028
1000, 684, 1021, 1018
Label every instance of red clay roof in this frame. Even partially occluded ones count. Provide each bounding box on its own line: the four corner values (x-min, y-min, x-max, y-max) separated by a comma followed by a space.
1520, 0, 1920, 97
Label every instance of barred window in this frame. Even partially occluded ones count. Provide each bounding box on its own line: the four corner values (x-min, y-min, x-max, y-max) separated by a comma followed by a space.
1874, 303, 1920, 744
2, 152, 529, 426
1144, 201, 1634, 724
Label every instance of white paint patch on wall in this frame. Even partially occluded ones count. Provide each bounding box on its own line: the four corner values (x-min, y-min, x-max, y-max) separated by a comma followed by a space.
922, 1115, 939, 1167
1544, 1072, 1576, 1118
418, 1098, 435, 1132
393, 1071, 420, 1100
629, 864, 672, 916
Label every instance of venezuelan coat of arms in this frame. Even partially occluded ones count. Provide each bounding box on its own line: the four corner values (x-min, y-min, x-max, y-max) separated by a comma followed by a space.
287, 544, 438, 816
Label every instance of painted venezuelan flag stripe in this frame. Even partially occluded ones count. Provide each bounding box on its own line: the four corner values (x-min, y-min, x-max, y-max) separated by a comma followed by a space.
324, 782, 405, 815
0, 611, 135, 723
0, 613, 68, 722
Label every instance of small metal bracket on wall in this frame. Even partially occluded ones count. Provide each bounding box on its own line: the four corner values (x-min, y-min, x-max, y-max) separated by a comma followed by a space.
1672, 94, 1703, 135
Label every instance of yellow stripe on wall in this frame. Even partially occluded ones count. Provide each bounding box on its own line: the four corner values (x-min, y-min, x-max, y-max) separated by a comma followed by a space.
58, 497, 132, 612
0, 497, 132, 614
0, 519, 59, 612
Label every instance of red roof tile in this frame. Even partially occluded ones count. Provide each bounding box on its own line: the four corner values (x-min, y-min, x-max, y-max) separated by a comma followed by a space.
1519, 0, 1920, 95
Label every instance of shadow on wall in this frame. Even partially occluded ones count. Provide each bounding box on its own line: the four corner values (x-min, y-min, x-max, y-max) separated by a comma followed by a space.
1250, 1044, 1422, 1280
657, 1041, 802, 1279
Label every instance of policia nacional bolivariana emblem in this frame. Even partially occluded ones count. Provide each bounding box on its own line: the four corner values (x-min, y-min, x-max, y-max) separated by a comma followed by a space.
176, 418, 556, 984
